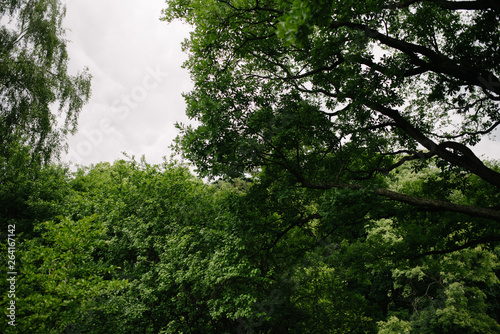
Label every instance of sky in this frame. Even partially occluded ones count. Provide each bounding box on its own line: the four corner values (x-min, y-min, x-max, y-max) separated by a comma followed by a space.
60, 0, 500, 167
61, 0, 193, 166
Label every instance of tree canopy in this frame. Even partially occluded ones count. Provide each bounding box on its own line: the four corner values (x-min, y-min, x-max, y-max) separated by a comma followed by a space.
1, 1, 499, 333
163, 0, 500, 221
158, 1, 500, 331
1, 158, 498, 333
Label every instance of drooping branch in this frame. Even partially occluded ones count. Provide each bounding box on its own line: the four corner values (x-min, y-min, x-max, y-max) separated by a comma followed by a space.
346, 150, 437, 180
264, 213, 322, 254
359, 57, 429, 78
428, 0, 500, 11
425, 120, 500, 140
278, 163, 500, 221
374, 187, 500, 221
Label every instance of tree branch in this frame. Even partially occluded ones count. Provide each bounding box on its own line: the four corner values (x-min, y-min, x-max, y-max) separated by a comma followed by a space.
413, 236, 500, 258
384, 0, 500, 10
429, 0, 500, 11
331, 21, 500, 98
265, 213, 322, 254
298, 180, 500, 221
348, 150, 437, 180
367, 103, 500, 188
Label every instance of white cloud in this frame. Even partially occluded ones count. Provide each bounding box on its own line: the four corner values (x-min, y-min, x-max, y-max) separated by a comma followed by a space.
61, 0, 193, 166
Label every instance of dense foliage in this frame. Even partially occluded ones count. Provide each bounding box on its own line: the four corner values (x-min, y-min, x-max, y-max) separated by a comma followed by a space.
1, 0, 92, 285
164, 0, 500, 220
0, 157, 498, 333
1, 0, 499, 333
161, 0, 500, 332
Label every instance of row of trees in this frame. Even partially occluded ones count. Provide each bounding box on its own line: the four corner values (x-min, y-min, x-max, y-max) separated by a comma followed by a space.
1, 155, 499, 333
1, 0, 499, 333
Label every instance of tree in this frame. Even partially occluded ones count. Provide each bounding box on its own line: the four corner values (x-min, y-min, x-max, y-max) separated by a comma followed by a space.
56, 159, 270, 333
163, 0, 500, 222
0, 0, 91, 164
162, 1, 500, 331
0, 149, 74, 237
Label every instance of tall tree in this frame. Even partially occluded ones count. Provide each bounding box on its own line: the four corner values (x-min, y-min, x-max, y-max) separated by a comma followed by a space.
163, 2, 500, 331
53, 159, 268, 333
0, 0, 91, 164
163, 0, 500, 222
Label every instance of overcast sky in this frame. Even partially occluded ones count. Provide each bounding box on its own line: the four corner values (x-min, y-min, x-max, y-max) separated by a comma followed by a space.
60, 0, 500, 167
61, 0, 193, 166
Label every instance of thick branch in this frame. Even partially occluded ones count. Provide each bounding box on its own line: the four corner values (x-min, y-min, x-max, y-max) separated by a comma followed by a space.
299, 180, 500, 221
331, 21, 500, 97
368, 103, 500, 188
375, 187, 500, 221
